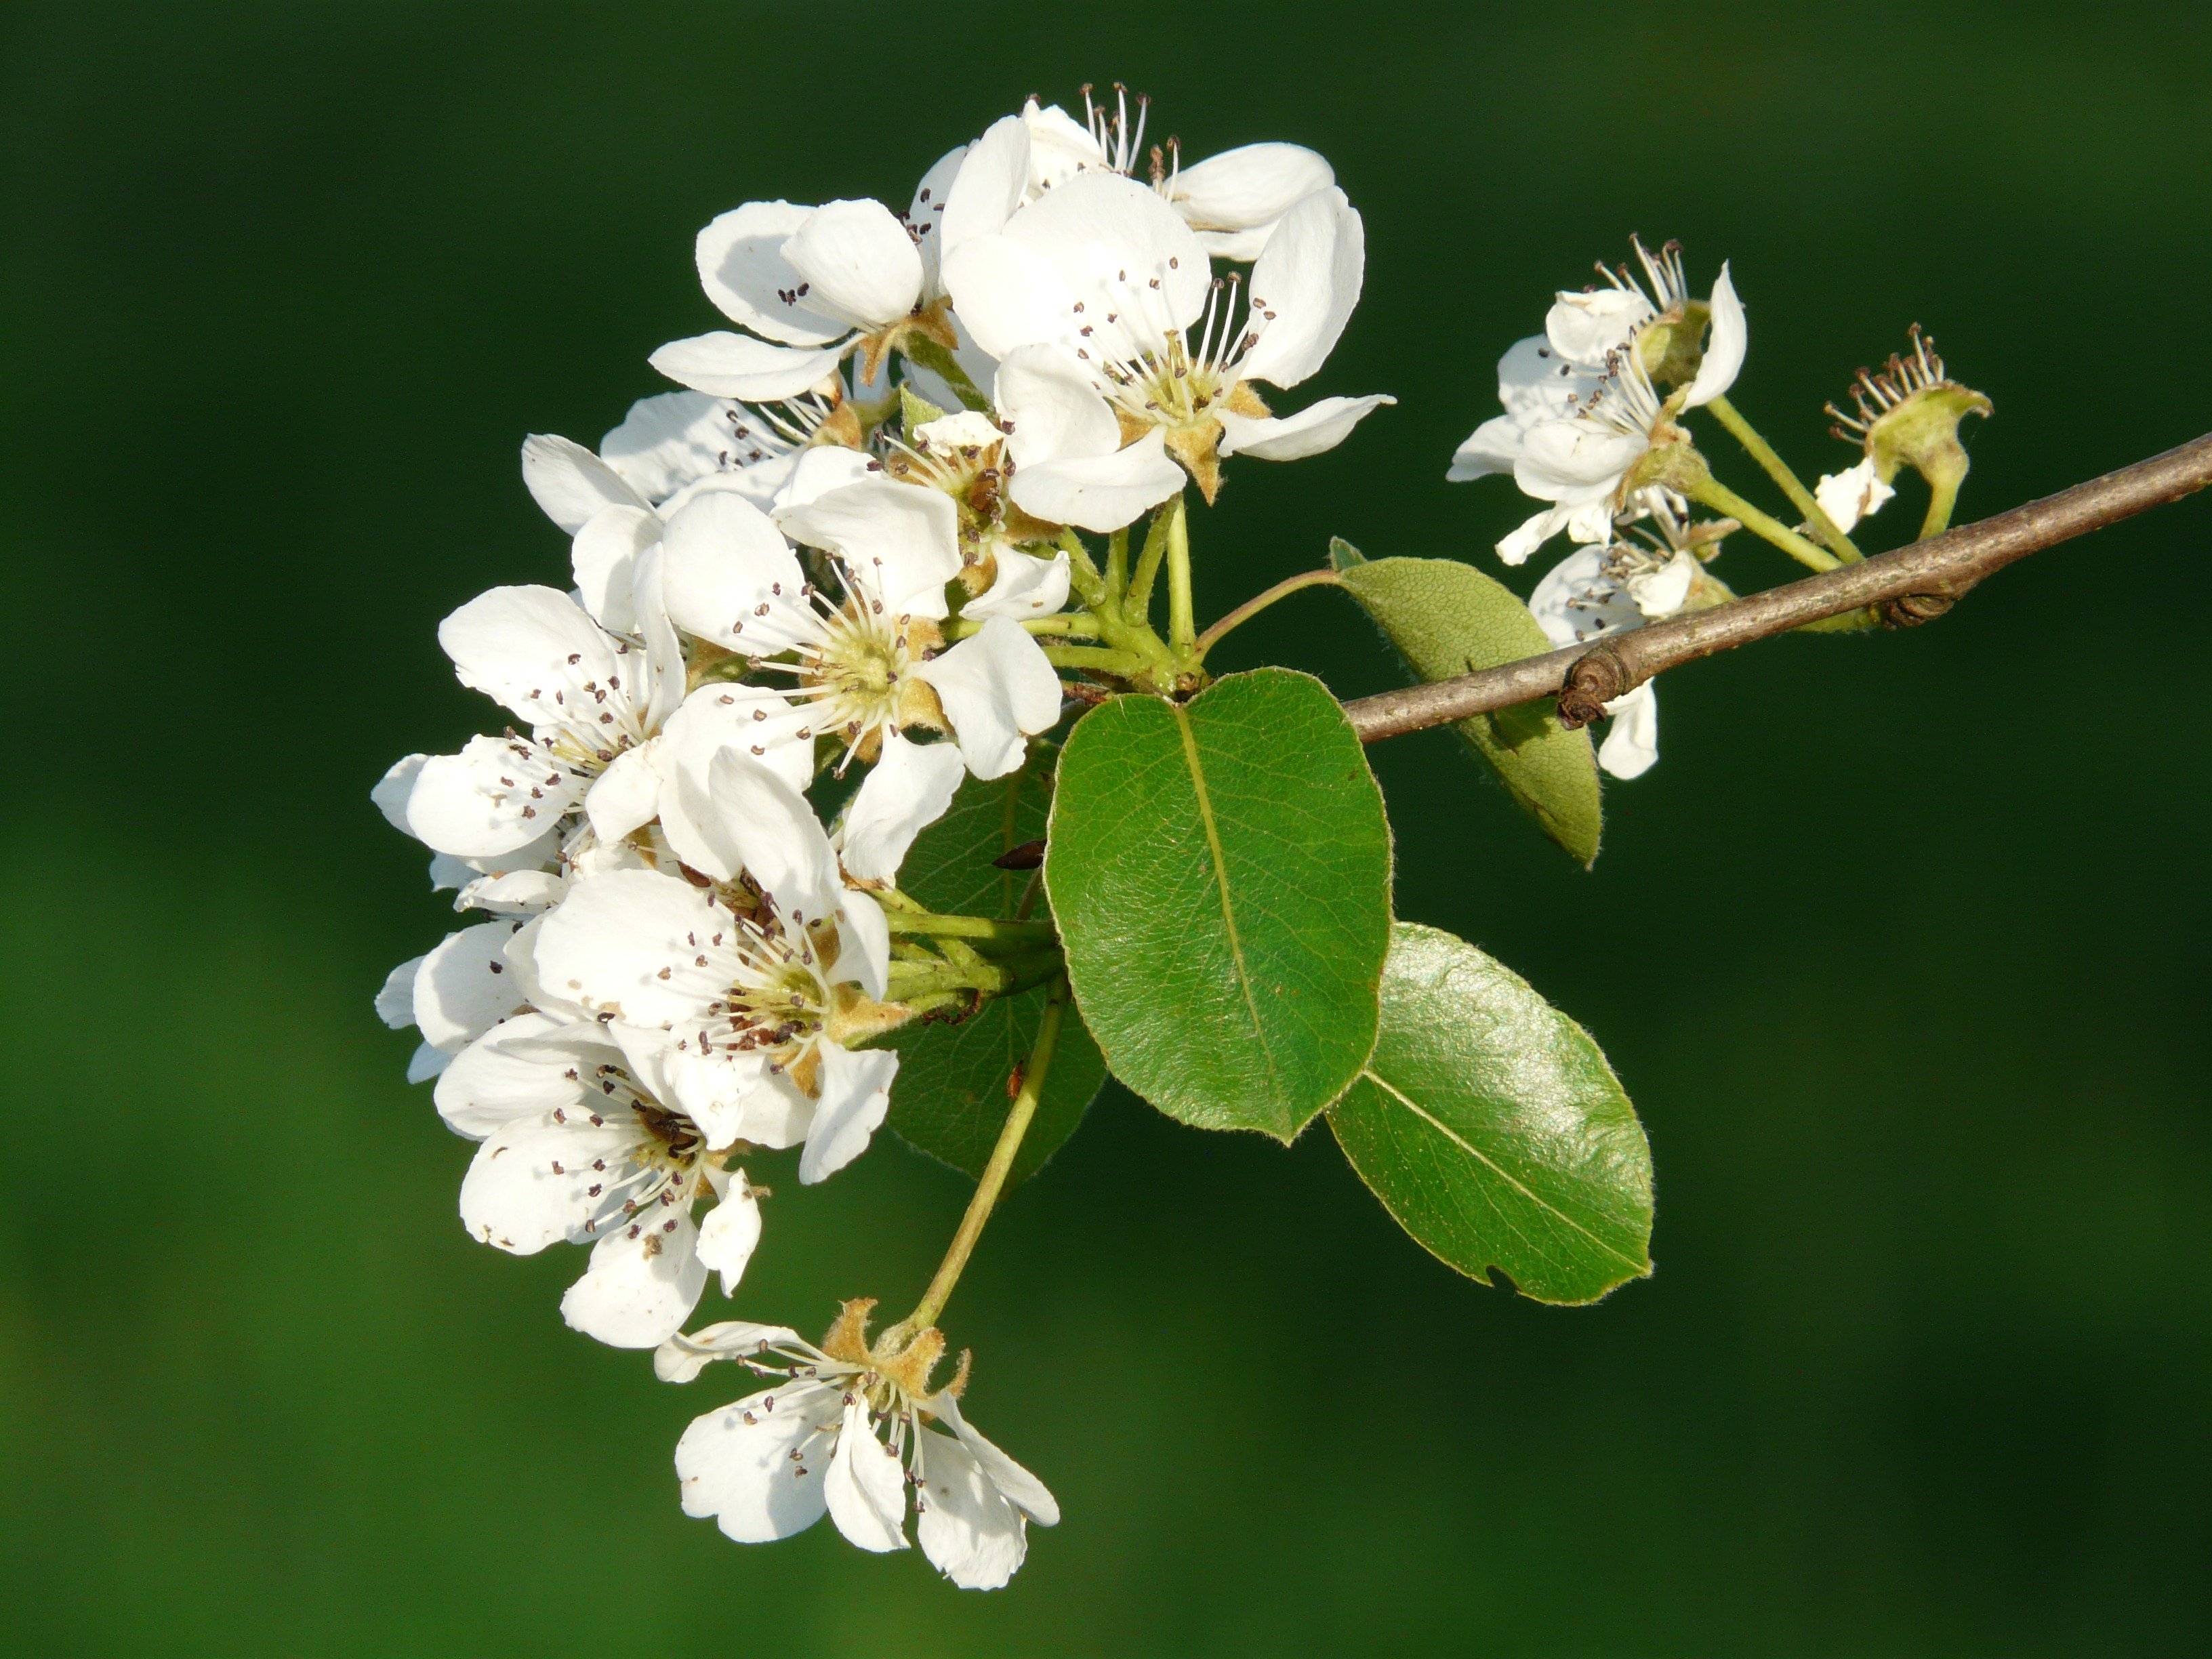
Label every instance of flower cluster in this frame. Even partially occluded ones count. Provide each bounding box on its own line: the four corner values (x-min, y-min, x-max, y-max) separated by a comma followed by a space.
374, 82, 1378, 1586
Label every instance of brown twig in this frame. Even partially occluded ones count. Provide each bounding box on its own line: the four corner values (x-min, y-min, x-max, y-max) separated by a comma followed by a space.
1342, 432, 2212, 743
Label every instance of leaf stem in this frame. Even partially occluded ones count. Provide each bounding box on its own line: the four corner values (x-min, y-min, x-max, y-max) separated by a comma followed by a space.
894, 978, 1068, 1338
1165, 494, 1196, 652
1689, 476, 1841, 572
1193, 569, 1342, 659
1126, 501, 1176, 622
882, 912, 1057, 943
1704, 396, 1864, 562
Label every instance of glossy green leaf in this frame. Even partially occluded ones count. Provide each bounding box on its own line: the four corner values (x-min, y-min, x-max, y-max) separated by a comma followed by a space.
1330, 540, 1602, 867
883, 750, 1105, 1183
1328, 922, 1652, 1304
1046, 668, 1393, 1141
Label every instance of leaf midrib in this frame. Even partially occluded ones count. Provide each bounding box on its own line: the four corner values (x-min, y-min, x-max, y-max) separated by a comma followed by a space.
1172, 701, 1285, 1109
1359, 1069, 1643, 1270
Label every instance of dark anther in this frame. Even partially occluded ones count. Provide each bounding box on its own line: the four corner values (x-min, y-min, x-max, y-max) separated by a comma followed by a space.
1555, 642, 1635, 729
1881, 592, 1957, 629
992, 839, 1046, 871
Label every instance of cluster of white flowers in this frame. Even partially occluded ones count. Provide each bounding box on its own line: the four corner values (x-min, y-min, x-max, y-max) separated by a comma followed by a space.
373, 83, 1378, 1586
1452, 237, 1771, 779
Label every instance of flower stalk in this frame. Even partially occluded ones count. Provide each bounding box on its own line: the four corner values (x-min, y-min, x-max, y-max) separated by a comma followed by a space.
1704, 395, 1864, 562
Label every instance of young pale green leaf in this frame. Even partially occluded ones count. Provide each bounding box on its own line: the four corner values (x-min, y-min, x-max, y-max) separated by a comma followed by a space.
882, 748, 1105, 1184
1328, 923, 1652, 1304
1330, 545, 1603, 867
1046, 668, 1393, 1141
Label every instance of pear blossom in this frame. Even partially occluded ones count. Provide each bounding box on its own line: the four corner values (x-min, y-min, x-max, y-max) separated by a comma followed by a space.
434, 1010, 762, 1347
651, 148, 972, 404
878, 408, 1073, 611
522, 386, 869, 630
658, 477, 1059, 878
941, 169, 1391, 528
531, 752, 898, 1181
1527, 497, 1729, 780
375, 915, 533, 1082
1452, 240, 1745, 563
961, 85, 1337, 262
659, 1300, 1057, 1589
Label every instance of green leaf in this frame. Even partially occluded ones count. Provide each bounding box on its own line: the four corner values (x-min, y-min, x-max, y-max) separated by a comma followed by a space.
883, 749, 1105, 1184
886, 986, 1107, 1185
1333, 554, 1603, 867
1328, 923, 1653, 1304
1045, 668, 1393, 1141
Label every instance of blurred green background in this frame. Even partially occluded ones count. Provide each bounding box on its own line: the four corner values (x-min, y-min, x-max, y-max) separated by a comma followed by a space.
5, 2, 2209, 1653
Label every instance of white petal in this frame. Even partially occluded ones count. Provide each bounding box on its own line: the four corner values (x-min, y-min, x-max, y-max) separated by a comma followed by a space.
375, 956, 421, 1029
1598, 682, 1660, 779
1498, 332, 1601, 425
659, 489, 814, 655
1236, 187, 1364, 390
1169, 142, 1334, 238
569, 504, 659, 635
915, 618, 1062, 779
1215, 393, 1395, 462
824, 1399, 909, 1553
407, 1042, 451, 1084
413, 920, 529, 1051
694, 200, 848, 346
432, 1011, 603, 1137
675, 1381, 838, 1541
651, 331, 851, 402
560, 1209, 708, 1349
776, 479, 962, 619
405, 734, 585, 860
941, 232, 1076, 363
585, 739, 665, 842
521, 434, 644, 534
1683, 263, 1746, 409
1002, 171, 1210, 350
454, 867, 567, 916
1626, 550, 1698, 618
655, 1319, 803, 1385
933, 1394, 1059, 1525
912, 409, 1004, 451
994, 343, 1120, 468
696, 1182, 762, 1298
915, 1431, 1029, 1590
1815, 457, 1894, 534
1497, 504, 1577, 567
657, 687, 814, 880
907, 144, 966, 294
1018, 98, 1107, 192
781, 198, 925, 332
1447, 413, 1530, 483
796, 1043, 897, 1185
838, 732, 966, 884
833, 888, 890, 1002
704, 749, 844, 924
531, 868, 737, 1030
437, 585, 626, 729
1513, 420, 1647, 500
769, 445, 877, 513
599, 390, 747, 504
1528, 544, 1637, 648
962, 548, 1070, 620
938, 115, 1029, 264
457, 1109, 640, 1254
661, 1044, 804, 1153
372, 754, 426, 836
1545, 288, 1652, 368
1007, 429, 1183, 533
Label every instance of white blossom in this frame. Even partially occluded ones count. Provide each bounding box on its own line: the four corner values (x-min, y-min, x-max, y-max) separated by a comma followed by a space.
942, 168, 1389, 527
658, 478, 1059, 878
436, 1011, 764, 1347
1527, 499, 1718, 780
659, 1303, 1057, 1589
1452, 239, 1744, 564
531, 752, 897, 1181
651, 150, 970, 404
